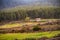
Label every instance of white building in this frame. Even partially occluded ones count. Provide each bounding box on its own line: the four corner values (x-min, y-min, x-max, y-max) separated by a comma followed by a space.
35, 18, 41, 22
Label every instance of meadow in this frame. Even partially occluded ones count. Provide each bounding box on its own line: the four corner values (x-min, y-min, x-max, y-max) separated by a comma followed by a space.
0, 31, 60, 40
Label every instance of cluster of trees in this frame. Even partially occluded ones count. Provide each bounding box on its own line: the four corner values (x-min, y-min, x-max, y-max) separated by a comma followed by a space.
0, 7, 60, 21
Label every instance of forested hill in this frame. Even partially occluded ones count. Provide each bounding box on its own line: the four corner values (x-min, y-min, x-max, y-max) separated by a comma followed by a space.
0, 7, 60, 21
0, 0, 60, 21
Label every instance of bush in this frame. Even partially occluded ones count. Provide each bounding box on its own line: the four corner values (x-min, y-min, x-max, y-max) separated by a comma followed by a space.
33, 25, 41, 31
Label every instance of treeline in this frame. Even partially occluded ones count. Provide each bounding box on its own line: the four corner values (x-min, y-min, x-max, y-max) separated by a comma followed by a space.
0, 7, 60, 21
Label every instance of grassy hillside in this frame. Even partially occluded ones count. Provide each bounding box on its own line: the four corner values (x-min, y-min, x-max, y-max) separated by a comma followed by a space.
0, 5, 60, 40
0, 31, 60, 40
0, 19, 59, 28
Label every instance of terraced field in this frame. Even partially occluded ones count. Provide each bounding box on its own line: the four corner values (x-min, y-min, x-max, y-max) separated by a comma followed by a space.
0, 19, 59, 28
0, 31, 60, 40
0, 19, 60, 40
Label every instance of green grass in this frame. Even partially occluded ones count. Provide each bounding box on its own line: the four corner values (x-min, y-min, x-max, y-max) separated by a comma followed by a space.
0, 23, 22, 28
0, 31, 60, 40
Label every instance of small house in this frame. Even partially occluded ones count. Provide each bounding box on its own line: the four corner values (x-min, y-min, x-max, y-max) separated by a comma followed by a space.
35, 18, 41, 22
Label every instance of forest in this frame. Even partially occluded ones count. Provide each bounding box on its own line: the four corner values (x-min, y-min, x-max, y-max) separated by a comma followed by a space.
0, 7, 60, 21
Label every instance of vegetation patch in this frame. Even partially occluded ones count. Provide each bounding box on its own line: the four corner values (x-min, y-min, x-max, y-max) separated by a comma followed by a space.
0, 31, 60, 40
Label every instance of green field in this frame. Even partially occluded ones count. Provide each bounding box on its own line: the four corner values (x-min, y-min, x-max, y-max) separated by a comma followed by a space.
0, 31, 60, 40
0, 23, 22, 28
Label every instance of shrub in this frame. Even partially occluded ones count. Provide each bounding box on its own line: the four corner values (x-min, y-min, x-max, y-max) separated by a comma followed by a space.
32, 25, 41, 31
